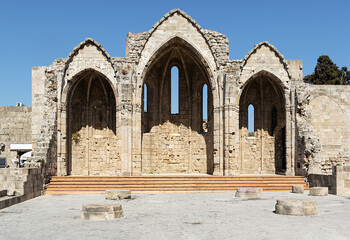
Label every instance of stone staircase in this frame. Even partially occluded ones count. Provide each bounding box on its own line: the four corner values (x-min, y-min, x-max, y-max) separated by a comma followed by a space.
46, 175, 309, 194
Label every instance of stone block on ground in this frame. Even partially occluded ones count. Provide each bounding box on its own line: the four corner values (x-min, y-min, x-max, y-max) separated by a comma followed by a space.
105, 189, 131, 200
275, 198, 318, 216
309, 187, 328, 196
292, 185, 304, 194
235, 188, 263, 199
81, 203, 123, 220
6, 189, 20, 196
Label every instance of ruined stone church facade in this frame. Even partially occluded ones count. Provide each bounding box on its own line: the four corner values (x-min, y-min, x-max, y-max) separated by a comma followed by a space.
30, 9, 350, 180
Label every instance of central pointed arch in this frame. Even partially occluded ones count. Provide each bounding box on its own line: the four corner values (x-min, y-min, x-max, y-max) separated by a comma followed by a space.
140, 36, 215, 174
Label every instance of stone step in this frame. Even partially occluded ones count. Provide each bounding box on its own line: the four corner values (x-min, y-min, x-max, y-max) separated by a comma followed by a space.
50, 177, 305, 182
46, 176, 309, 194
50, 181, 308, 187
46, 188, 301, 194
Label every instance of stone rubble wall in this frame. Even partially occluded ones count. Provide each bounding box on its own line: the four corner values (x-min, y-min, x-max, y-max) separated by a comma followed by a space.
0, 168, 42, 198
31, 60, 63, 181
0, 106, 32, 167
125, 32, 150, 62
0, 168, 43, 209
202, 29, 229, 66
239, 129, 276, 174
141, 123, 212, 174
307, 85, 350, 174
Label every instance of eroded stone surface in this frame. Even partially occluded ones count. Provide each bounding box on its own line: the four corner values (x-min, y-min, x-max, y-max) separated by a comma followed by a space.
81, 203, 123, 220
292, 185, 304, 194
105, 190, 131, 200
275, 198, 318, 216
235, 188, 263, 199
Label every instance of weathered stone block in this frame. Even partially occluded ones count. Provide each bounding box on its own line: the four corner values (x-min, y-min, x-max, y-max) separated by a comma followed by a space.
6, 189, 20, 196
275, 198, 318, 216
309, 187, 328, 196
81, 204, 124, 220
292, 185, 304, 194
344, 180, 350, 188
235, 188, 263, 199
343, 166, 350, 172
105, 189, 131, 200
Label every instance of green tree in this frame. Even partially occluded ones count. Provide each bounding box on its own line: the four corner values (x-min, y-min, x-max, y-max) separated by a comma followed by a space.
304, 55, 350, 85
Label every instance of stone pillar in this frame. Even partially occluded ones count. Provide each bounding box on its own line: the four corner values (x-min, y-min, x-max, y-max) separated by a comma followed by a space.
213, 75, 224, 176
285, 89, 295, 176
118, 72, 134, 176
57, 105, 68, 176
130, 74, 142, 176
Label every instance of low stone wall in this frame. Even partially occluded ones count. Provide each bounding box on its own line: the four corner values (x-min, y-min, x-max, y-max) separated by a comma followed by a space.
308, 174, 333, 189
308, 166, 350, 197
332, 166, 350, 197
0, 168, 43, 209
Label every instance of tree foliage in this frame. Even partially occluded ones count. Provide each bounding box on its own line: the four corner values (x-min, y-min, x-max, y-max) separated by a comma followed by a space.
304, 55, 350, 85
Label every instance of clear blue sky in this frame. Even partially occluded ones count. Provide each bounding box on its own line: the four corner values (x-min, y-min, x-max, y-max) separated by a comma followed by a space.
0, 0, 349, 106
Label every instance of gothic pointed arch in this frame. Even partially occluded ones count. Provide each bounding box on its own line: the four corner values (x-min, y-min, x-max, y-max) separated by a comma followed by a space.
139, 36, 218, 106
140, 35, 214, 174
239, 70, 287, 174
66, 68, 118, 176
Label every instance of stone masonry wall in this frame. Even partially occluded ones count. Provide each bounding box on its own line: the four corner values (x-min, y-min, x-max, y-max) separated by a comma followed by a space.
0, 168, 42, 209
0, 168, 42, 196
308, 85, 350, 174
0, 106, 32, 167
31, 61, 62, 181
142, 123, 212, 174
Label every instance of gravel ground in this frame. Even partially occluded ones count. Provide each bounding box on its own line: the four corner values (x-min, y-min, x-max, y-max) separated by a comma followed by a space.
0, 191, 349, 240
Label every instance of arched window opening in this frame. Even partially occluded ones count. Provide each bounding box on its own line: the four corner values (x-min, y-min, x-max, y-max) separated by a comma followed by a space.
271, 106, 277, 135
143, 83, 148, 113
171, 66, 179, 114
202, 84, 208, 133
248, 104, 254, 136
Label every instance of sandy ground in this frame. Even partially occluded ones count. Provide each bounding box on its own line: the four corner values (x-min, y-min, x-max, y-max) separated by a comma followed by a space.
0, 191, 349, 240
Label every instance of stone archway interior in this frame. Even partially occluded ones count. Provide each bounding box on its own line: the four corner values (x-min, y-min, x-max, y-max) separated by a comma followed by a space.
141, 40, 214, 174
68, 70, 118, 176
239, 75, 286, 174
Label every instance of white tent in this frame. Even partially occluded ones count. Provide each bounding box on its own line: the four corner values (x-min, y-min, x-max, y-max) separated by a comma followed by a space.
20, 151, 32, 167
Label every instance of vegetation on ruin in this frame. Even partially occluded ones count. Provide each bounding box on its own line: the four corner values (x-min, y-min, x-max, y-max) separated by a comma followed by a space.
304, 55, 350, 85
72, 132, 81, 144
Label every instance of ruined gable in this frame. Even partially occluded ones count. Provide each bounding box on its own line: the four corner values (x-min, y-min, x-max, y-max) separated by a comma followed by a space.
240, 42, 290, 88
